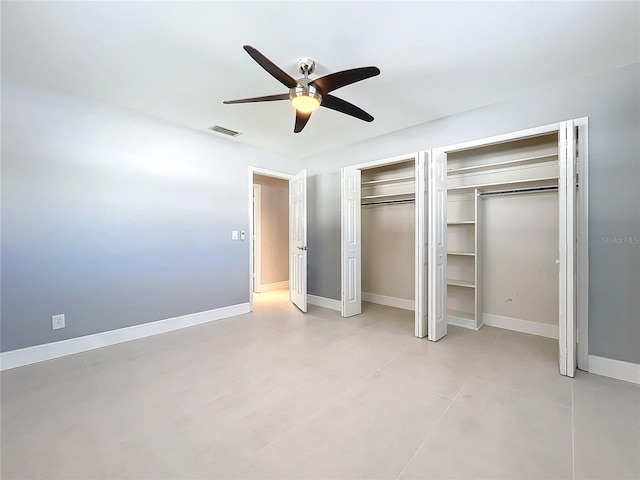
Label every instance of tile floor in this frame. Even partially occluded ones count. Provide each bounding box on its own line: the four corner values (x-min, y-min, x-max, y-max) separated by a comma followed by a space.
1, 290, 638, 479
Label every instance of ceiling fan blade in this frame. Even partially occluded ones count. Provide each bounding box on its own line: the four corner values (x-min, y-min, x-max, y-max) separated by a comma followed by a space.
294, 110, 312, 133
223, 93, 289, 104
311, 66, 380, 94
321, 95, 374, 122
243, 45, 298, 89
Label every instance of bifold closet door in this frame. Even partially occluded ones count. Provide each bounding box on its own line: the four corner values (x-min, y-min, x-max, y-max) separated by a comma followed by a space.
341, 166, 362, 317
559, 121, 577, 377
428, 149, 448, 341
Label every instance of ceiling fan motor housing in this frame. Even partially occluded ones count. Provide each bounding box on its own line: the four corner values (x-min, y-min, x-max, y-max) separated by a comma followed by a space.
290, 77, 322, 97
297, 58, 316, 76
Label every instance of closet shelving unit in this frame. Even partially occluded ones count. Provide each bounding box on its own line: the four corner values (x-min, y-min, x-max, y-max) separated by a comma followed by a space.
445, 134, 560, 330
361, 172, 415, 206
446, 188, 481, 328
446, 150, 559, 192
446, 153, 557, 175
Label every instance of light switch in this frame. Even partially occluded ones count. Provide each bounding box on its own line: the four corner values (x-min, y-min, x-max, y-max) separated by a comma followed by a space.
231, 230, 239, 240
240, 231, 246, 240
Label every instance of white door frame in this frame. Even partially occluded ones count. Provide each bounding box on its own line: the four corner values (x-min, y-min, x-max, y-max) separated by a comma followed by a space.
340, 152, 427, 336
575, 117, 589, 371
252, 184, 262, 293
428, 118, 589, 375
415, 151, 428, 338
248, 167, 294, 312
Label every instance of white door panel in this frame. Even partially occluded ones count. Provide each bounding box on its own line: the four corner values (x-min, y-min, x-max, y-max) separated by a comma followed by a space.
341, 167, 361, 317
559, 121, 577, 376
290, 169, 307, 312
428, 149, 448, 341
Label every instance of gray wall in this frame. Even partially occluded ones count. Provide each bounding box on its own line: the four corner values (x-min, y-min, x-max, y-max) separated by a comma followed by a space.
1, 81, 299, 351
305, 63, 640, 364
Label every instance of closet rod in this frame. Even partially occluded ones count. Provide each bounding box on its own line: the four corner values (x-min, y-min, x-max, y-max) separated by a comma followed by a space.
479, 185, 558, 197
361, 198, 416, 207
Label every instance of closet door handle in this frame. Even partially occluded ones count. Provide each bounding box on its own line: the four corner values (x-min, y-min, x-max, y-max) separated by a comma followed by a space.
555, 259, 560, 265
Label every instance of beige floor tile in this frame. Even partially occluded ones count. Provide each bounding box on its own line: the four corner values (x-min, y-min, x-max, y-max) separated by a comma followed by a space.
187, 368, 353, 453
2, 292, 637, 480
573, 371, 640, 479
381, 325, 501, 399
400, 377, 573, 479
474, 329, 574, 407
249, 371, 451, 479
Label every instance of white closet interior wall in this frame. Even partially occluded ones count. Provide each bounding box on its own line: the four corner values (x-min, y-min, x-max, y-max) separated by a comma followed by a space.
361, 161, 415, 307
482, 192, 559, 325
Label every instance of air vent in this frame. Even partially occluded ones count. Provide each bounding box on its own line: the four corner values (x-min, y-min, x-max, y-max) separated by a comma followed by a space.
208, 125, 241, 137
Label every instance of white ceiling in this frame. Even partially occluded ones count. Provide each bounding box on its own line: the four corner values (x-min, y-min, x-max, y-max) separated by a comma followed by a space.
2, 1, 638, 158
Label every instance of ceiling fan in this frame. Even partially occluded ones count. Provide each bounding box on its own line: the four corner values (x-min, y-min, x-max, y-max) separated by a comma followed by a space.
223, 45, 381, 133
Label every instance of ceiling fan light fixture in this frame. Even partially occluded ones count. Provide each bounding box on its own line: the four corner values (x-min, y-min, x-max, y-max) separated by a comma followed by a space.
291, 93, 321, 113
290, 83, 322, 113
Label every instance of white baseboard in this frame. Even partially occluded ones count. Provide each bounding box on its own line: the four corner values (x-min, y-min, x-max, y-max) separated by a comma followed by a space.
482, 313, 559, 339
258, 281, 289, 292
362, 292, 414, 311
588, 355, 640, 385
448, 315, 479, 330
307, 295, 341, 311
0, 303, 251, 371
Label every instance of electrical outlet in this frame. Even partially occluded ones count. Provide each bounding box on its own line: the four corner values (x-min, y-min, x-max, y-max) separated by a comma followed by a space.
231, 230, 239, 240
52, 314, 65, 330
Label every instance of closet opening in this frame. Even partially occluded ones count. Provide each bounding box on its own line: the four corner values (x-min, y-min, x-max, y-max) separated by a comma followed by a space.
430, 118, 588, 377
361, 160, 416, 323
341, 152, 428, 337
445, 132, 561, 335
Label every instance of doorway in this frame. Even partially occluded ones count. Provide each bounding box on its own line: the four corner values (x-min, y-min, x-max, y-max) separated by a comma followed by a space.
252, 175, 289, 294
248, 167, 308, 313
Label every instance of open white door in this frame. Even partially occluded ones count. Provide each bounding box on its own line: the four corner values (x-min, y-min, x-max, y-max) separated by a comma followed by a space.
415, 152, 428, 337
341, 166, 361, 317
290, 169, 308, 312
558, 121, 577, 376
428, 149, 448, 341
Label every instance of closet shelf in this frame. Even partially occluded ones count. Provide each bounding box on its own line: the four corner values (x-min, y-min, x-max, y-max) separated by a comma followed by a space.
447, 153, 558, 175
447, 251, 475, 256
361, 175, 414, 186
361, 192, 415, 202
447, 176, 558, 193
447, 279, 475, 288
447, 221, 475, 225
